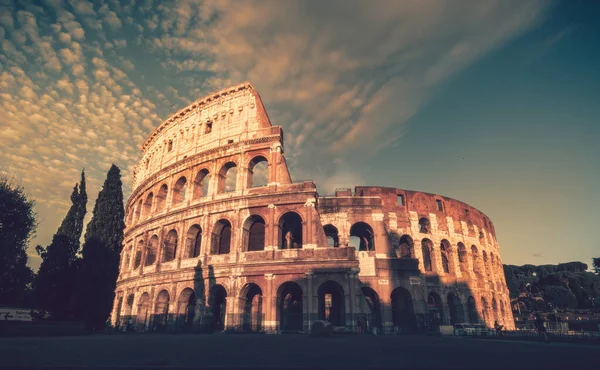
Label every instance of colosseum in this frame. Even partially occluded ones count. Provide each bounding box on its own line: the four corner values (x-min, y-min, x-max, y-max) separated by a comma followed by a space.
111, 82, 515, 334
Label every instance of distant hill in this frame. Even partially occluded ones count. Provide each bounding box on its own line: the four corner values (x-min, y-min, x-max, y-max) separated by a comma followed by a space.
503, 262, 600, 312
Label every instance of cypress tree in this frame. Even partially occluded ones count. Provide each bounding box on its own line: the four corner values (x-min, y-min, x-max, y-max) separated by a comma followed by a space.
79, 164, 125, 330
35, 170, 87, 319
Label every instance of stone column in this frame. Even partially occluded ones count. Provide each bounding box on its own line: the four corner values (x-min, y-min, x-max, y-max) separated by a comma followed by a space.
264, 274, 275, 333
268, 204, 277, 250
305, 273, 314, 328
348, 271, 358, 328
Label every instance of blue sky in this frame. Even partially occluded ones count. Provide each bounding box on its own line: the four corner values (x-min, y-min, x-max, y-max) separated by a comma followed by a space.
0, 0, 597, 270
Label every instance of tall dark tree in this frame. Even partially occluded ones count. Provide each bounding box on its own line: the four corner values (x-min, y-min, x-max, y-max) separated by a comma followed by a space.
78, 165, 125, 330
593, 258, 600, 275
0, 176, 36, 305
35, 170, 87, 319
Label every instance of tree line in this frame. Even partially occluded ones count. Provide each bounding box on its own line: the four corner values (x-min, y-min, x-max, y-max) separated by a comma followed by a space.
0, 165, 125, 330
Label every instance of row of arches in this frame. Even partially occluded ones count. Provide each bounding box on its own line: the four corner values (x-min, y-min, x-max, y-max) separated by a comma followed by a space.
323, 222, 375, 251
128, 156, 269, 225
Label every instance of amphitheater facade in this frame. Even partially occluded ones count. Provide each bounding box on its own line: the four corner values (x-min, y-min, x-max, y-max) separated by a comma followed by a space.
111, 82, 515, 334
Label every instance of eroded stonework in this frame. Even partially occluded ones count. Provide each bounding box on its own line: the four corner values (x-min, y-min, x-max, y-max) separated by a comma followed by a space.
112, 82, 515, 334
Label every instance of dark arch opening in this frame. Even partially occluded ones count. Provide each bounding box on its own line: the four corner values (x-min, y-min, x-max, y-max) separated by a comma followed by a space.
145, 235, 158, 266
211, 220, 232, 255
391, 287, 416, 334
186, 225, 202, 258
323, 224, 339, 247
278, 282, 303, 332
318, 280, 345, 326
193, 169, 210, 199
241, 283, 263, 332
440, 240, 451, 274
156, 184, 168, 212
209, 285, 227, 331
418, 217, 430, 233
218, 162, 237, 193
398, 235, 414, 258
162, 229, 178, 262
248, 156, 268, 188
172, 176, 187, 205
457, 242, 468, 273
133, 240, 143, 269
421, 239, 433, 272
278, 212, 302, 249
243, 215, 266, 252
447, 294, 464, 324
361, 287, 381, 331
467, 296, 478, 324
350, 222, 374, 251
143, 192, 153, 220
427, 292, 444, 330
153, 290, 170, 332
176, 288, 196, 331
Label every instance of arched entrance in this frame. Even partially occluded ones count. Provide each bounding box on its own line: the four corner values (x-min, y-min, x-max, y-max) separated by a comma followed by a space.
318, 280, 345, 326
361, 287, 381, 332
278, 212, 303, 249
447, 294, 464, 324
209, 285, 227, 331
241, 283, 263, 332
349, 222, 374, 251
176, 288, 196, 331
136, 293, 150, 331
153, 290, 170, 332
391, 287, 416, 334
278, 282, 303, 332
467, 296, 478, 323
427, 292, 444, 332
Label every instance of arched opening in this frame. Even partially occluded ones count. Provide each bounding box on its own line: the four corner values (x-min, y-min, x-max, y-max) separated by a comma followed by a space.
153, 290, 170, 332
209, 285, 227, 331
398, 235, 414, 258
278, 282, 303, 332
143, 192, 153, 219
176, 288, 196, 331
133, 240, 143, 269
115, 296, 123, 326
349, 222, 374, 251
391, 287, 416, 334
172, 176, 187, 205
440, 240, 451, 274
447, 294, 464, 324
248, 156, 268, 188
193, 169, 210, 199
218, 162, 237, 193
145, 235, 158, 266
467, 296, 478, 324
418, 217, 430, 233
162, 230, 178, 262
156, 184, 168, 212
323, 224, 339, 247
124, 294, 134, 329
318, 280, 345, 326
471, 246, 484, 287
500, 300, 506, 325
492, 298, 499, 323
481, 297, 490, 326
122, 246, 131, 271
136, 293, 150, 330
457, 243, 468, 273
421, 239, 433, 272
278, 212, 302, 249
211, 220, 232, 255
427, 292, 444, 330
243, 215, 266, 252
241, 283, 263, 332
185, 225, 202, 258
361, 287, 381, 331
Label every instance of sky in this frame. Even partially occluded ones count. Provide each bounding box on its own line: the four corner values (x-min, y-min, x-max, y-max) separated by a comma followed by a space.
0, 0, 598, 271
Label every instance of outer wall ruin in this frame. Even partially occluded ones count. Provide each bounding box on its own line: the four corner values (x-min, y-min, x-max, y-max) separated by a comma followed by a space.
112, 82, 514, 334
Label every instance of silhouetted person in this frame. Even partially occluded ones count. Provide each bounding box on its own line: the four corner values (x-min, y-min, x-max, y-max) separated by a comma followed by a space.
357, 319, 363, 335
494, 320, 503, 336
534, 314, 549, 343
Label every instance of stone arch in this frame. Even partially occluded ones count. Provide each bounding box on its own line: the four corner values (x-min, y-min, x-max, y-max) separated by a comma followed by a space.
471, 245, 480, 273
278, 211, 303, 249
481, 296, 490, 326
218, 161, 237, 193
361, 287, 381, 330
243, 215, 266, 252
391, 287, 416, 334
421, 239, 434, 272
440, 240, 452, 274
323, 224, 339, 247
162, 229, 178, 262
398, 235, 414, 258
240, 283, 263, 332
193, 169, 211, 199
175, 288, 196, 331
447, 294, 464, 324
318, 280, 345, 326
492, 297, 499, 323
277, 281, 303, 332
427, 291, 444, 327
136, 292, 150, 330
500, 299, 506, 325
248, 155, 268, 188
172, 176, 187, 205
211, 219, 232, 255
124, 293, 135, 326
153, 290, 170, 331
457, 242, 468, 273
418, 217, 430, 233
143, 192, 153, 219
134, 198, 142, 224
122, 245, 131, 271
156, 184, 168, 212
467, 296, 478, 324
208, 284, 227, 331
145, 235, 158, 265
133, 239, 144, 269
185, 225, 202, 258
349, 222, 374, 251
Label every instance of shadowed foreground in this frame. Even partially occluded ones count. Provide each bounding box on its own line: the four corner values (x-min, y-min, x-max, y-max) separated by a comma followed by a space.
1, 334, 598, 369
